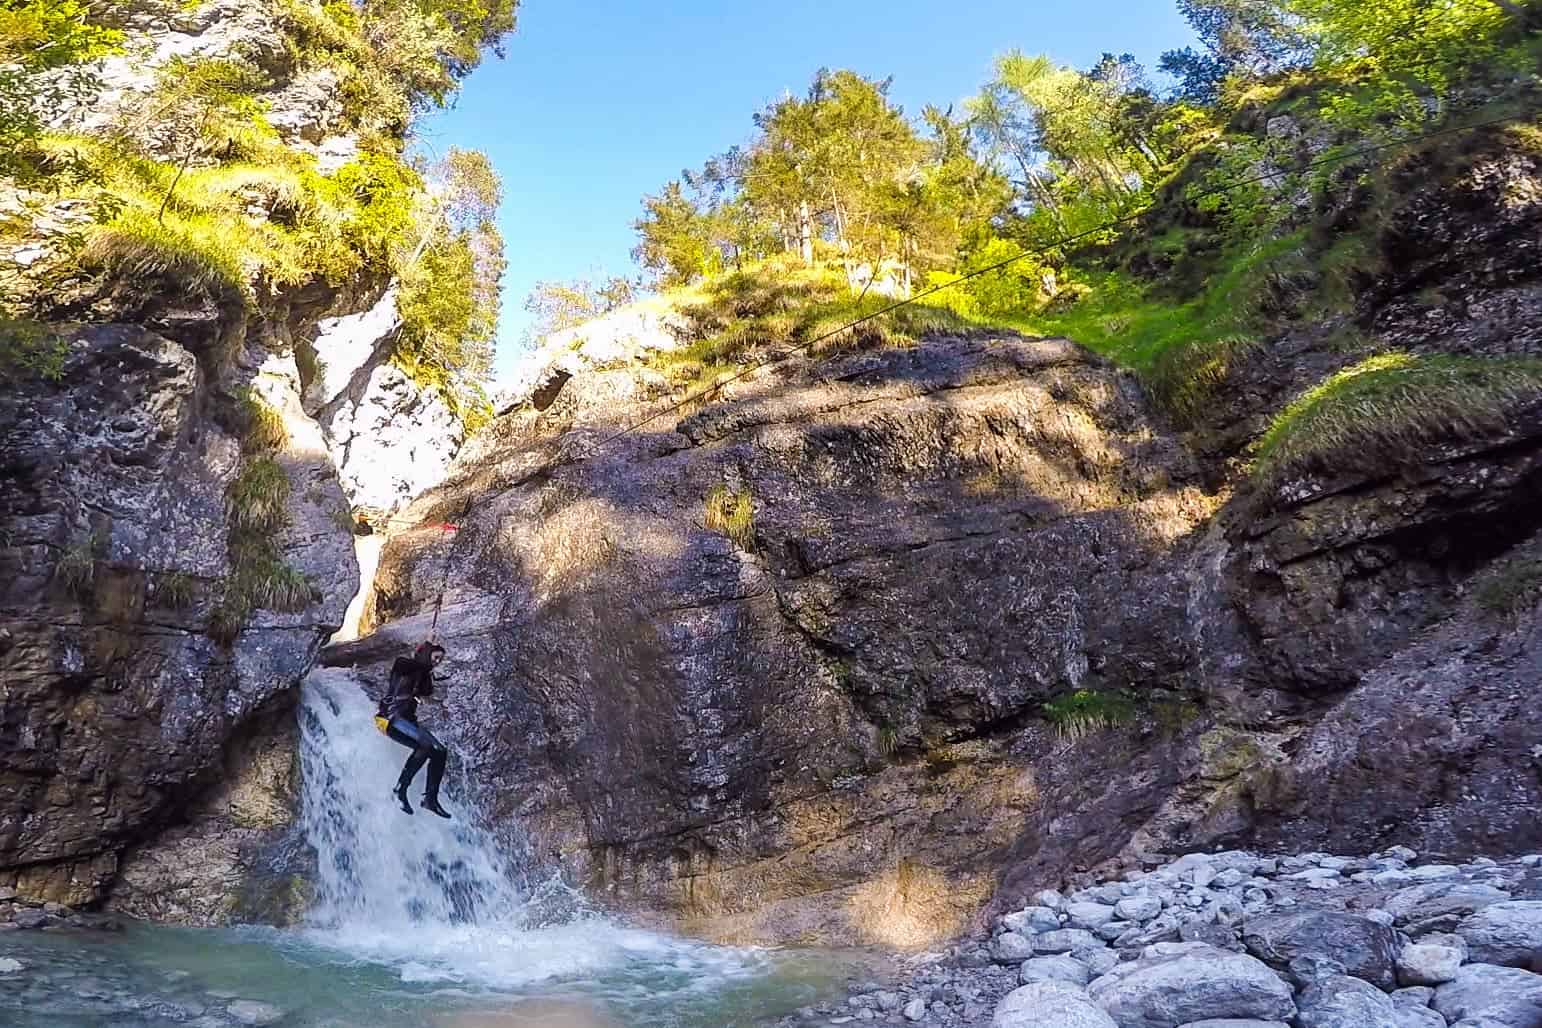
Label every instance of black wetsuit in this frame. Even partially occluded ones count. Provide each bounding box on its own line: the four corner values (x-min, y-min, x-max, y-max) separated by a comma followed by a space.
380, 655, 448, 812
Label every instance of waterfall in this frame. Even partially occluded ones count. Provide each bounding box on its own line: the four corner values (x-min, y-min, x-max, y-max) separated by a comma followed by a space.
293, 668, 758, 993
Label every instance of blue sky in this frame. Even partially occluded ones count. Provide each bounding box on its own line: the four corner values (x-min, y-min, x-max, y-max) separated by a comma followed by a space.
418, 1, 1199, 381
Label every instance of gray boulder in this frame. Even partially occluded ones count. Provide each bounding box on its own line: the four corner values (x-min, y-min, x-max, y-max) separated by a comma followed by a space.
1293, 975, 1397, 1028
1020, 954, 1092, 987
1393, 1007, 1447, 1028
1068, 902, 1119, 930
1459, 901, 1542, 967
1398, 942, 1465, 986
1176, 1022, 1290, 1028
1077, 946, 1122, 977
1037, 929, 1100, 954
1118, 896, 1164, 922
1242, 911, 1401, 989
993, 932, 1037, 964
1433, 964, 1542, 1025
1087, 942, 1296, 1028
1393, 986, 1437, 1008
1003, 906, 1062, 934
1387, 883, 1512, 932
994, 981, 1115, 1028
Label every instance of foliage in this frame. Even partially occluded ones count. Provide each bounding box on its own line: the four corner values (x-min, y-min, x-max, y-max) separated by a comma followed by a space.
1253, 353, 1542, 485
704, 485, 755, 551
522, 275, 637, 348
1042, 689, 1137, 741
395, 148, 505, 400
1285, 0, 1526, 127
235, 389, 290, 454
0, 0, 122, 175
209, 530, 318, 644
1475, 558, 1542, 620
52, 533, 97, 598
0, 317, 69, 381
228, 457, 290, 533
634, 69, 1006, 293
1159, 0, 1312, 104
151, 571, 197, 610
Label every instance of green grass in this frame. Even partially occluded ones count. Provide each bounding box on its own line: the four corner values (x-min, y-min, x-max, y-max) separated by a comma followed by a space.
1013, 231, 1321, 421
209, 530, 318, 644
1042, 689, 1138, 742
1474, 558, 1542, 620
53, 537, 97, 598
228, 458, 290, 532
151, 571, 197, 610
651, 258, 986, 397
82, 207, 248, 303
704, 485, 755, 552
235, 389, 289, 454
1253, 353, 1542, 486
0, 317, 69, 381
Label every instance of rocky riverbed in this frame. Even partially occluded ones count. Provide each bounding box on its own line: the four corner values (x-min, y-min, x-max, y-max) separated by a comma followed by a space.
782, 849, 1542, 1028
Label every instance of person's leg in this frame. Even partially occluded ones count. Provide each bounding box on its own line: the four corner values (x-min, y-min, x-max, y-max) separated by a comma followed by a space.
413, 724, 452, 819
386, 720, 432, 814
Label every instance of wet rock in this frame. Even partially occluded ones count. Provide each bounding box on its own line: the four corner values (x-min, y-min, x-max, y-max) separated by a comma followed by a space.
993, 981, 1115, 1028
1087, 943, 1296, 1027
12, 909, 47, 930
226, 999, 285, 1025
1241, 911, 1400, 989
1433, 964, 1542, 1025
1458, 901, 1542, 967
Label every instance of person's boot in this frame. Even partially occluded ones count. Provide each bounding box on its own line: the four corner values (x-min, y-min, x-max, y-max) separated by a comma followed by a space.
421, 794, 452, 819
392, 780, 414, 815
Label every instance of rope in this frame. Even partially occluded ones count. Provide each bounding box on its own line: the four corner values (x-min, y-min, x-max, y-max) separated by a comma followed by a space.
380, 109, 1535, 629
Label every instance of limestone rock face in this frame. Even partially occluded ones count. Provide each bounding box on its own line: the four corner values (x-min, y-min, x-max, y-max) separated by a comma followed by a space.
332, 334, 1215, 946
0, 326, 353, 912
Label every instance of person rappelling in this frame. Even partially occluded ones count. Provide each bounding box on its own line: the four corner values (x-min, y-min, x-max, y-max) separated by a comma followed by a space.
375, 641, 453, 819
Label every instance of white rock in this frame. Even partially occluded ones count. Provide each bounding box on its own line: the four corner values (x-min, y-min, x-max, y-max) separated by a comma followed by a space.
992, 932, 1036, 964
1410, 865, 1461, 880
903, 996, 927, 1021
1087, 943, 1296, 1028
1036, 929, 1100, 954
1293, 974, 1396, 1028
1285, 868, 1342, 881
1067, 902, 1118, 930
226, 1001, 285, 1027
1364, 910, 1395, 927
1020, 954, 1092, 987
0, 958, 22, 973
994, 981, 1114, 1028
1458, 901, 1542, 967
1433, 963, 1542, 1025
1117, 897, 1163, 923
1193, 866, 1218, 889
1003, 906, 1061, 934
1035, 890, 1066, 911
1397, 943, 1464, 986
1387, 846, 1418, 862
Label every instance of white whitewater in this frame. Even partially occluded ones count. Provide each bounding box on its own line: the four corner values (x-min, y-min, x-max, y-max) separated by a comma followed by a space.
295, 668, 764, 994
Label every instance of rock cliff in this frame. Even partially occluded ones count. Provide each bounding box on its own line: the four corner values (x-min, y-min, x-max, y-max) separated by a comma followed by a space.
0, 0, 466, 922
332, 120, 1542, 947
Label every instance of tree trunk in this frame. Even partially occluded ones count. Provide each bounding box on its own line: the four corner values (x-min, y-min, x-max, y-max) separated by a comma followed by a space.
798, 200, 814, 264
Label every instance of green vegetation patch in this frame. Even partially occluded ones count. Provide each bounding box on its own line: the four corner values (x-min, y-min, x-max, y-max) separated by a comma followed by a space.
1474, 558, 1542, 620
151, 570, 197, 610
1042, 689, 1138, 741
0, 317, 69, 381
228, 457, 290, 533
704, 485, 755, 552
53, 534, 98, 598
234, 388, 290, 454
1253, 353, 1542, 486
